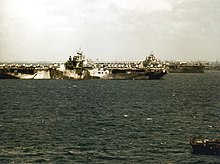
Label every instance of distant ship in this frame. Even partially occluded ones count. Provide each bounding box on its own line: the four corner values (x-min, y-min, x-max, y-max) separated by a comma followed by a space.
0, 50, 168, 80
168, 62, 205, 73
190, 138, 220, 155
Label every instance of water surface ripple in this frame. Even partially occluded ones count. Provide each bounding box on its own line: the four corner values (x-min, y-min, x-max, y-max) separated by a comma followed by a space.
0, 72, 220, 163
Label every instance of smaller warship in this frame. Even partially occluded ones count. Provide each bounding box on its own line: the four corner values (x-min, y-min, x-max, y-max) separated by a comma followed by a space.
190, 138, 220, 155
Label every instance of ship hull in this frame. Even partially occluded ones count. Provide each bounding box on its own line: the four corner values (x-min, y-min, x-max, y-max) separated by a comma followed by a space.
90, 69, 167, 80
1, 67, 167, 80
0, 72, 20, 79
191, 144, 220, 155
190, 139, 220, 155
0, 68, 50, 79
169, 66, 205, 73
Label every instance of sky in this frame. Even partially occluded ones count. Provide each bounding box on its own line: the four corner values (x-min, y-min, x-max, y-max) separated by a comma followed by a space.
0, 0, 219, 62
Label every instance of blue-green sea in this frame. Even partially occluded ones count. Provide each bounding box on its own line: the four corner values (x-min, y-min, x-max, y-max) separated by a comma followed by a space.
0, 71, 220, 163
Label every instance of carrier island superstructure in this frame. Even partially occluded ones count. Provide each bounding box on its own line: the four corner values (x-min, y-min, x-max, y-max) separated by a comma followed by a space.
0, 50, 168, 80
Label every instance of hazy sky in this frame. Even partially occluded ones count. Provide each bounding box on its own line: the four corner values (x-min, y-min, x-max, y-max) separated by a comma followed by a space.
0, 0, 219, 62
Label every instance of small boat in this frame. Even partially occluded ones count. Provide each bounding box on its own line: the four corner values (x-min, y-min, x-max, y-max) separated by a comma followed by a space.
190, 138, 220, 155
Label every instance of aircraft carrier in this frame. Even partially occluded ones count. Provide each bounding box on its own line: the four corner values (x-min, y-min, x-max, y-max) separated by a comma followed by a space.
168, 62, 206, 73
0, 50, 168, 80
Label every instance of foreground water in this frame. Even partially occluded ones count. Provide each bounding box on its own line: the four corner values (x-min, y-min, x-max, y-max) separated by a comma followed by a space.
0, 71, 220, 163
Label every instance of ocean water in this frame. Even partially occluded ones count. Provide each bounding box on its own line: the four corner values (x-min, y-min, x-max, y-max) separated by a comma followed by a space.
0, 71, 220, 163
